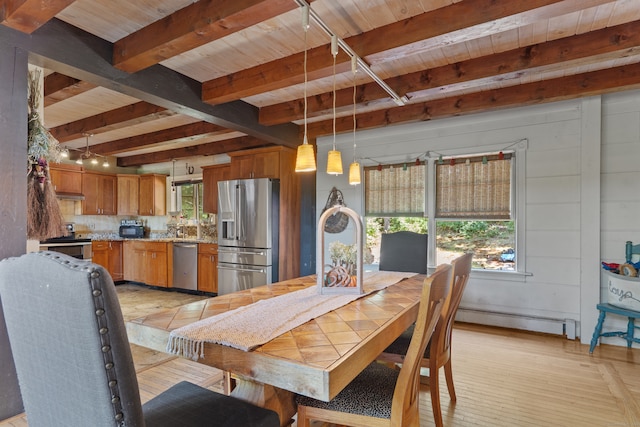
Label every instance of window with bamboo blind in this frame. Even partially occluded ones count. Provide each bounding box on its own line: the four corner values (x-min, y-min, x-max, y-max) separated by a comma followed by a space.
436, 153, 512, 219
364, 162, 425, 217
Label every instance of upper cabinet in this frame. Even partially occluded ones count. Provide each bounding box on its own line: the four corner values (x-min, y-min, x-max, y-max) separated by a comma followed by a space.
49, 164, 83, 196
82, 171, 117, 215
228, 147, 281, 179
139, 174, 166, 216
202, 164, 230, 214
117, 174, 140, 216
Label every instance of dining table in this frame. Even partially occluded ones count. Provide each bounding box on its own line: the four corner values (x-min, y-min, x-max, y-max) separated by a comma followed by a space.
126, 272, 426, 426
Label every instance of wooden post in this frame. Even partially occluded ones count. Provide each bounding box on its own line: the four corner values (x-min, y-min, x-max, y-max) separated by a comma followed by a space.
0, 42, 28, 420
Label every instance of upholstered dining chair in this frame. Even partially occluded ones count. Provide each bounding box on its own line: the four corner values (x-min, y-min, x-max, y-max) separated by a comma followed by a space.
295, 263, 452, 427
378, 252, 473, 427
0, 251, 280, 427
378, 231, 428, 274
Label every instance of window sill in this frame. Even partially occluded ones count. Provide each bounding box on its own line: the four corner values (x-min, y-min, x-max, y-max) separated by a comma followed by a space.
470, 269, 531, 282
428, 267, 531, 282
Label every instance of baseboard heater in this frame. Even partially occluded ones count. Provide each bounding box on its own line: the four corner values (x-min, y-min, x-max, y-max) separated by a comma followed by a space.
456, 308, 578, 340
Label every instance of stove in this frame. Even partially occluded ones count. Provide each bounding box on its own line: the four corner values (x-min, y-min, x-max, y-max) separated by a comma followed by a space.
39, 225, 92, 260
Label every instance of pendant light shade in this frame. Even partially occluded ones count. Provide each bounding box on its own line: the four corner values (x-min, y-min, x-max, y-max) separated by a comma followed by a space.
326, 149, 343, 175
294, 5, 316, 173
295, 139, 316, 172
349, 161, 361, 185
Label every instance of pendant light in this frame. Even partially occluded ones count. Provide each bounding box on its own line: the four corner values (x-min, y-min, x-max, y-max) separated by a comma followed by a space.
326, 35, 343, 175
294, 5, 316, 172
348, 57, 361, 185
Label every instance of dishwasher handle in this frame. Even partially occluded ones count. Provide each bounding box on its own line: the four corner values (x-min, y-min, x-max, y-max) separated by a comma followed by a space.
173, 243, 197, 249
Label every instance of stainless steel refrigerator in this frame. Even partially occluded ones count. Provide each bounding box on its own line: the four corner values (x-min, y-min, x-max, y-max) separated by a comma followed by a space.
217, 178, 279, 295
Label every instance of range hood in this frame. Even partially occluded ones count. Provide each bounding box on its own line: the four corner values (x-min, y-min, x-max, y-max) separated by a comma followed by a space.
56, 192, 85, 201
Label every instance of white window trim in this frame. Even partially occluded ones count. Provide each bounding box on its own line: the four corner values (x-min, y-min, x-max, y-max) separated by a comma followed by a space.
426, 139, 529, 279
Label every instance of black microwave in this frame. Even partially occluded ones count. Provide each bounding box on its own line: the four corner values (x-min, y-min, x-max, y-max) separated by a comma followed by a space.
119, 225, 144, 238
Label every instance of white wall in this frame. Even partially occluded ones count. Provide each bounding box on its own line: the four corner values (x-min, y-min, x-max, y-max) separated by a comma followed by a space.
316, 93, 640, 348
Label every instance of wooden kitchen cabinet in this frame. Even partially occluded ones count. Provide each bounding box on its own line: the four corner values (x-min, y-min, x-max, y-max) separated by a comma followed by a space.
227, 146, 300, 281
197, 243, 218, 293
82, 171, 117, 215
123, 240, 170, 287
139, 174, 166, 216
202, 164, 230, 214
117, 174, 139, 215
229, 148, 280, 180
49, 164, 83, 195
92, 240, 123, 282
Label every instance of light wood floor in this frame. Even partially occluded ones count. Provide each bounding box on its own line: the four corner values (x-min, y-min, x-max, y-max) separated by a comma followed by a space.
2, 284, 639, 427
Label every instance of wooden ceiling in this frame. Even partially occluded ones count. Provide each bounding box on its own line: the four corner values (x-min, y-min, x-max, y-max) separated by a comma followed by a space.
3, 0, 640, 167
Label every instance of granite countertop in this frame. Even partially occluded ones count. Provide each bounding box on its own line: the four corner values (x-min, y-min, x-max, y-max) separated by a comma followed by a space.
88, 235, 217, 244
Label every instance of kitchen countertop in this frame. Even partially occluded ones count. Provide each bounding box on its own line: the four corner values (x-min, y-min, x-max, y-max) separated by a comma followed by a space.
88, 236, 217, 244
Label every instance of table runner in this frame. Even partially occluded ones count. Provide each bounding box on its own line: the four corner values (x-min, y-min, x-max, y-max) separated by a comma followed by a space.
167, 271, 416, 359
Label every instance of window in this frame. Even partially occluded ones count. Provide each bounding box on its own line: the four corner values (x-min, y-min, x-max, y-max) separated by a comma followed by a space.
364, 141, 526, 274
171, 180, 205, 221
364, 162, 425, 217
431, 151, 519, 271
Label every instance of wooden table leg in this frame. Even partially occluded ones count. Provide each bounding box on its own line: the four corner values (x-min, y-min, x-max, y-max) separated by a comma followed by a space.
230, 376, 297, 427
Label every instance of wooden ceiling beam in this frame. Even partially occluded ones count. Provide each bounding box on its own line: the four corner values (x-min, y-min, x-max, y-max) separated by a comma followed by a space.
202, 0, 615, 104
49, 101, 171, 142
43, 72, 96, 107
89, 122, 233, 155
260, 19, 640, 125
1, 18, 299, 147
0, 0, 76, 34
113, 0, 303, 73
307, 61, 640, 137
117, 136, 271, 167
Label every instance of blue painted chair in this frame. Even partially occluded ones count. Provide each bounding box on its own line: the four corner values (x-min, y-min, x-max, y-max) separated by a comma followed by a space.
589, 241, 640, 353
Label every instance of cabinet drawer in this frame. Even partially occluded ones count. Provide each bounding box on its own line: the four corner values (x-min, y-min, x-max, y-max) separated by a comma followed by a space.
198, 243, 218, 255
92, 241, 110, 250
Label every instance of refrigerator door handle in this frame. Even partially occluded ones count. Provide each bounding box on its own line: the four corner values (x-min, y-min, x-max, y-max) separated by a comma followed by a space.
218, 249, 266, 256
218, 264, 268, 274
235, 184, 243, 241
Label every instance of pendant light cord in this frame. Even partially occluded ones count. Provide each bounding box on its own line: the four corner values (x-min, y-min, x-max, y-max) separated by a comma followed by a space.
303, 23, 308, 143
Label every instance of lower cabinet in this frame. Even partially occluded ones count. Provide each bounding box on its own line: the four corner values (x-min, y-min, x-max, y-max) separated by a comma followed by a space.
92, 240, 123, 282
198, 243, 218, 293
123, 240, 169, 287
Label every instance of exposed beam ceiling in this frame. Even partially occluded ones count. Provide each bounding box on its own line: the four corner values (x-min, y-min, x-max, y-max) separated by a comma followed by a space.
1, 0, 638, 168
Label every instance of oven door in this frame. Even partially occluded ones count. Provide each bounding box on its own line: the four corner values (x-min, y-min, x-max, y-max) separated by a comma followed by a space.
40, 243, 92, 261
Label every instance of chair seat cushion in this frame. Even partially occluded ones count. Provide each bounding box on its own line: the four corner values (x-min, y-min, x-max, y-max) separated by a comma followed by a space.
384, 324, 431, 358
296, 362, 398, 419
143, 381, 280, 427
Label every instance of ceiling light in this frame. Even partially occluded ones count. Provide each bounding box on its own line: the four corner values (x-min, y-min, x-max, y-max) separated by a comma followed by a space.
326, 35, 343, 176
294, 5, 316, 173
74, 133, 109, 168
349, 57, 361, 186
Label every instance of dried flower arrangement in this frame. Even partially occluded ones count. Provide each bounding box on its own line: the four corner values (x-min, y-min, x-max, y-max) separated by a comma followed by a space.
26, 69, 68, 241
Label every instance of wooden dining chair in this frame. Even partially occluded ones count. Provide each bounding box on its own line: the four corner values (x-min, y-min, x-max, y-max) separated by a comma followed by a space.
0, 251, 280, 427
378, 252, 473, 427
295, 263, 452, 427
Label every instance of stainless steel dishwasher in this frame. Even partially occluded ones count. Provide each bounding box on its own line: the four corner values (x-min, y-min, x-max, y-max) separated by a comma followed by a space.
172, 242, 198, 291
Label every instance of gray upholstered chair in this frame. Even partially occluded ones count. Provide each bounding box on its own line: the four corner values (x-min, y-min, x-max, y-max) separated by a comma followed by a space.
0, 251, 279, 427
295, 263, 451, 427
378, 231, 428, 274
